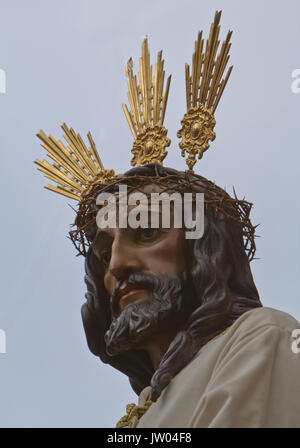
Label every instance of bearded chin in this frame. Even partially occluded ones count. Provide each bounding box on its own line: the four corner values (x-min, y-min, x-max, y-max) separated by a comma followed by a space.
104, 272, 195, 356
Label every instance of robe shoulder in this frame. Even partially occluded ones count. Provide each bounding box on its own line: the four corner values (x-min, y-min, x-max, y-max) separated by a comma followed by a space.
229, 306, 300, 336
138, 306, 300, 428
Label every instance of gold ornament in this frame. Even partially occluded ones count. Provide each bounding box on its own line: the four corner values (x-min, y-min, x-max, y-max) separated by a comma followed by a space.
35, 11, 233, 201
35, 123, 116, 201
116, 401, 152, 428
131, 125, 170, 166
178, 10, 233, 172
122, 37, 171, 166
178, 105, 216, 171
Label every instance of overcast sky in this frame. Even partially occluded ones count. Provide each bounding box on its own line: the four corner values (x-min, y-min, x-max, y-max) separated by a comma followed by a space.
0, 0, 299, 427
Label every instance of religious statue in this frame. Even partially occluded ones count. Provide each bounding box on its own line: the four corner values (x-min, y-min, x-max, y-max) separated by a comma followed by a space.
35, 11, 300, 427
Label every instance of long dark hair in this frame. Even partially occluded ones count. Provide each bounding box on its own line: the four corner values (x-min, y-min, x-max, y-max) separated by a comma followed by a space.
81, 163, 261, 400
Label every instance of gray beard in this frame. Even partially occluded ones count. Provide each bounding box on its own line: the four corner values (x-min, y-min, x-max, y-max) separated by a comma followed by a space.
104, 271, 196, 356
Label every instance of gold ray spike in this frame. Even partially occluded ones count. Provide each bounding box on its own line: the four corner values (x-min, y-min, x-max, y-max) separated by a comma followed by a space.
35, 123, 116, 201
122, 37, 172, 167
178, 10, 233, 172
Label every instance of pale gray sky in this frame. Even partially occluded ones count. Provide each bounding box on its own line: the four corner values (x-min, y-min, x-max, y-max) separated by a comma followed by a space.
0, 0, 299, 427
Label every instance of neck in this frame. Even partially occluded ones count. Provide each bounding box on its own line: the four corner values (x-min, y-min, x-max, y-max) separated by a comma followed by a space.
144, 331, 178, 370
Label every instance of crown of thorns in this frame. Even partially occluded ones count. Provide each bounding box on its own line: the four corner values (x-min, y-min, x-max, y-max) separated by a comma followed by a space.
69, 168, 257, 261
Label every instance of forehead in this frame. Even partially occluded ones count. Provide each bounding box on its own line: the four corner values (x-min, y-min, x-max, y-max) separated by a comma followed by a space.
95, 182, 178, 236
135, 183, 163, 194
119, 182, 166, 196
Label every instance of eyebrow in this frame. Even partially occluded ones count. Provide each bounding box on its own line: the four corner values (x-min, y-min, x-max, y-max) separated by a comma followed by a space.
93, 230, 113, 253
94, 202, 177, 241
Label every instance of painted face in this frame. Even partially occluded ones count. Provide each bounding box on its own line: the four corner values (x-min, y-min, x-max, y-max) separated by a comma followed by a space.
92, 184, 188, 315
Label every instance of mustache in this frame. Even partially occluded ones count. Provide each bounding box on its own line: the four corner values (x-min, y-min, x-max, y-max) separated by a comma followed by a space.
110, 271, 169, 318
105, 270, 198, 357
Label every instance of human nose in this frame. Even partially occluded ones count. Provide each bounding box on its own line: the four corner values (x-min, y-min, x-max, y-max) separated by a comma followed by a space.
105, 235, 143, 284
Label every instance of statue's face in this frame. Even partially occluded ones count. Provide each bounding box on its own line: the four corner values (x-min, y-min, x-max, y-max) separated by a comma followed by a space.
93, 184, 187, 315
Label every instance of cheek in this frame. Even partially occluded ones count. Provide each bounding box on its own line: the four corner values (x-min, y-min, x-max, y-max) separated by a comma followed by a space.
146, 230, 187, 275
104, 272, 115, 296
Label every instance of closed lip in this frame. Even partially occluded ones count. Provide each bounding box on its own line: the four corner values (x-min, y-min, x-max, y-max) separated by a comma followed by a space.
117, 284, 148, 312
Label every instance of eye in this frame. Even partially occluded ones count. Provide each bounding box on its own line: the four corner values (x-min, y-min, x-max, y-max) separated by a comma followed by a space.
99, 247, 111, 267
93, 231, 113, 267
136, 228, 162, 242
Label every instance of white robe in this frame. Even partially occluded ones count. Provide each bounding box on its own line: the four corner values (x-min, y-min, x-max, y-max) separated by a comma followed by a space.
135, 307, 300, 428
